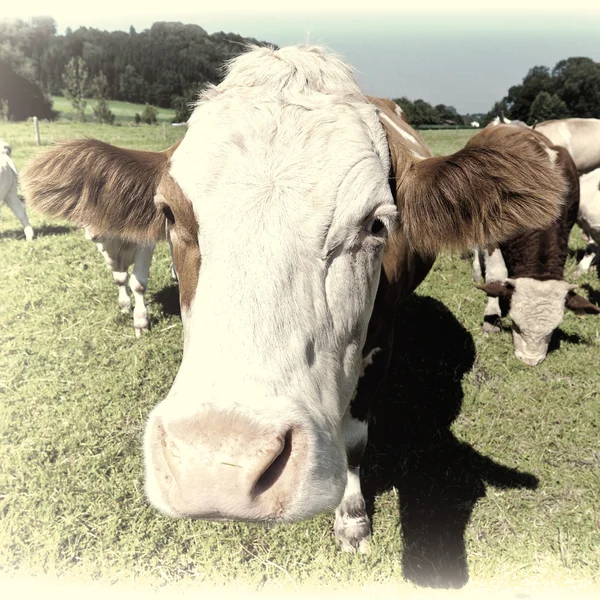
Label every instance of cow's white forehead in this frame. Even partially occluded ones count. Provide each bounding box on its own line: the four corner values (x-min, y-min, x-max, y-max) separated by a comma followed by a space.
509, 278, 572, 331
170, 45, 392, 253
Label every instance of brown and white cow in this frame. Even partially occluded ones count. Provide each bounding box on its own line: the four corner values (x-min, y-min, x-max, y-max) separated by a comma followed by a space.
574, 167, 600, 276
23, 45, 567, 552
474, 121, 600, 366
1, 140, 34, 241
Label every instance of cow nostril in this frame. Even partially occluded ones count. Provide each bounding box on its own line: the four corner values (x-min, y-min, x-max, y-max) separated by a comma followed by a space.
252, 429, 293, 497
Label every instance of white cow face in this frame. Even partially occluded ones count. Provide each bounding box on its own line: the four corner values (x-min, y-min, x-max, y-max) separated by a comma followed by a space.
508, 278, 576, 366
144, 60, 396, 523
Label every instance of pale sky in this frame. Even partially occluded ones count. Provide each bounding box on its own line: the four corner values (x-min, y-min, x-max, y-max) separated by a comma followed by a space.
4, 1, 600, 114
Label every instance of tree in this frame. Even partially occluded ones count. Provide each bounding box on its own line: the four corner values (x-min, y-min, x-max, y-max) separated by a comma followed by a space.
552, 57, 600, 118
435, 103, 463, 124
119, 64, 146, 103
528, 91, 568, 123
412, 99, 441, 126
391, 97, 441, 127
171, 88, 196, 122
62, 56, 88, 121
91, 71, 115, 124
505, 66, 554, 122
140, 103, 158, 124
0, 58, 55, 120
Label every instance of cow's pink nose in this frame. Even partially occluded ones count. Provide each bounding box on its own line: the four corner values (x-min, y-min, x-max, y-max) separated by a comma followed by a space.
148, 410, 298, 521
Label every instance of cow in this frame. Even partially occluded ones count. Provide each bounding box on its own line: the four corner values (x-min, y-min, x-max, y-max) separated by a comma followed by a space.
574, 167, 600, 276
22, 45, 568, 552
473, 121, 600, 366
534, 118, 600, 175
367, 96, 409, 124
0, 140, 34, 241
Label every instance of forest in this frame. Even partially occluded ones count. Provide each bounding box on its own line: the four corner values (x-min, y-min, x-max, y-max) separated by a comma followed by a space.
0, 17, 267, 122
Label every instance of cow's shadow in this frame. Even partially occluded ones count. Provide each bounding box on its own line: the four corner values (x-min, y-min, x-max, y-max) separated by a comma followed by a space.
152, 284, 181, 318
0, 224, 75, 240
363, 295, 539, 589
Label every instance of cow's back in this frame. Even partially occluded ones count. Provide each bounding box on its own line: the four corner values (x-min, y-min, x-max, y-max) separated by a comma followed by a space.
536, 118, 600, 174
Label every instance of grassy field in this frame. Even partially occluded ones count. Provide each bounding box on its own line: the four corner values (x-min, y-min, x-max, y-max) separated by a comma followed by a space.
1, 122, 599, 598
50, 95, 178, 124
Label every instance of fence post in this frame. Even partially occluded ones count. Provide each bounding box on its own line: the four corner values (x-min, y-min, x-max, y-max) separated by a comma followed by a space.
33, 116, 41, 145
163, 122, 167, 141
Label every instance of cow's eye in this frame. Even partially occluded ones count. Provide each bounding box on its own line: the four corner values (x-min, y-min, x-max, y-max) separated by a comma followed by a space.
163, 206, 175, 225
364, 217, 387, 236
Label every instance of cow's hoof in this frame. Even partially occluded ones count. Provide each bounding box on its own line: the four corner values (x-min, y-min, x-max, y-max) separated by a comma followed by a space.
119, 301, 132, 313
134, 326, 149, 339
24, 226, 34, 241
334, 497, 372, 554
482, 318, 501, 335
134, 313, 149, 338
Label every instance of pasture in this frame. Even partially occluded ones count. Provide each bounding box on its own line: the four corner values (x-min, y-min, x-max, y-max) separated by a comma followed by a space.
50, 95, 177, 124
1, 121, 599, 597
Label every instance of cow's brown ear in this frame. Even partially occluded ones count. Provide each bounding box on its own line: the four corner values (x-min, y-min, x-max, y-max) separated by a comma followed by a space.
565, 291, 600, 314
395, 126, 566, 256
475, 281, 515, 298
21, 139, 170, 244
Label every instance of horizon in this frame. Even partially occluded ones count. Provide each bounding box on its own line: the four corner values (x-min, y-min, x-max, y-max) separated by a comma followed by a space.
3, 5, 600, 114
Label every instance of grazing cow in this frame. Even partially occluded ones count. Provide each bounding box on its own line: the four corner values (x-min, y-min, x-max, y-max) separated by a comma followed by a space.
574, 167, 600, 276
23, 45, 567, 552
474, 121, 600, 366
534, 118, 600, 175
0, 141, 34, 241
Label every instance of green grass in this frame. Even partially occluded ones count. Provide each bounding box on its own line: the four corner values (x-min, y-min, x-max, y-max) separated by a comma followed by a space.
1, 123, 599, 597
50, 95, 178, 124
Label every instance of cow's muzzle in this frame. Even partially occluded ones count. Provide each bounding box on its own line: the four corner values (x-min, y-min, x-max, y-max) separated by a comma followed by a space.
144, 408, 306, 521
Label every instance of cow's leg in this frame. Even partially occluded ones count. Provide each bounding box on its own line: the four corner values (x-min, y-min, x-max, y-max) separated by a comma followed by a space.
334, 345, 388, 553
113, 270, 132, 313
471, 247, 483, 283
5, 189, 34, 240
95, 236, 134, 314
482, 247, 508, 334
575, 241, 599, 276
335, 410, 370, 553
129, 244, 155, 337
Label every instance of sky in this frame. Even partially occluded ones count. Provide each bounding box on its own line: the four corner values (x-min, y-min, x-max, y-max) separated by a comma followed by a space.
4, 1, 600, 114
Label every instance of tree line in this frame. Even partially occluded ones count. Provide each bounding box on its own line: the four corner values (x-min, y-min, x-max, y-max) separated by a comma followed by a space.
0, 17, 268, 122
2, 17, 599, 127
482, 57, 600, 125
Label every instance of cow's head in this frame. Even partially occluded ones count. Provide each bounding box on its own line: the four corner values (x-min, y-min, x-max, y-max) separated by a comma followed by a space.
477, 279, 600, 365
23, 45, 567, 523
